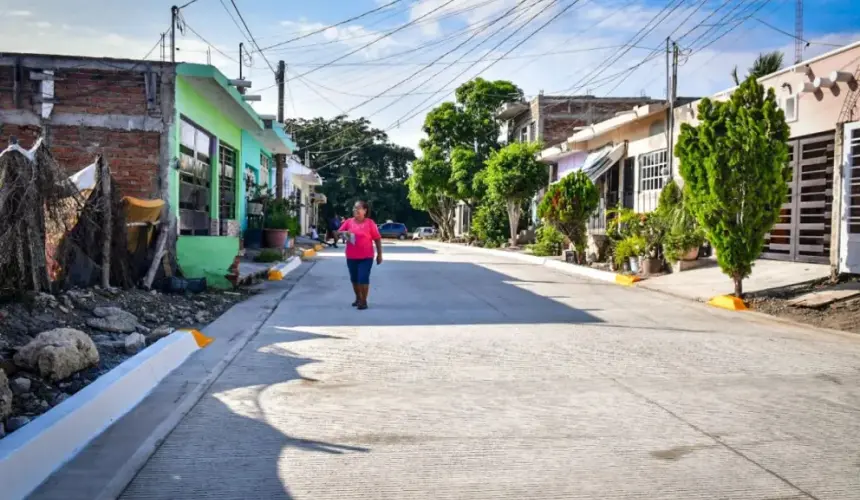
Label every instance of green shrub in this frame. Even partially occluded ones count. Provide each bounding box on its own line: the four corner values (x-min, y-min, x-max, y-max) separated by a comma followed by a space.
530, 225, 564, 256
538, 171, 599, 262
472, 199, 509, 248
614, 235, 646, 268
254, 248, 283, 263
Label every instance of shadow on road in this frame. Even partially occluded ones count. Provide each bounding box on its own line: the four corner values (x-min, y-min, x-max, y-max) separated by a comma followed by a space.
121, 330, 369, 500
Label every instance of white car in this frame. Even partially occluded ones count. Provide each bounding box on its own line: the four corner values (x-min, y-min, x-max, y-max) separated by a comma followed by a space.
412, 227, 437, 240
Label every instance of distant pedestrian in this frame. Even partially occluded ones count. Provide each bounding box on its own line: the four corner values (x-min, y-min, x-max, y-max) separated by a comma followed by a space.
338, 201, 382, 310
329, 214, 342, 248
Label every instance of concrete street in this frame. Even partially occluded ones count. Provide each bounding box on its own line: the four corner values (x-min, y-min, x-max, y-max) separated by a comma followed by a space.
120, 243, 860, 499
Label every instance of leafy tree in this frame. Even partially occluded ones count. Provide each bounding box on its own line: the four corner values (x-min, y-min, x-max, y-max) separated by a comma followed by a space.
407, 145, 457, 239
676, 76, 790, 297
284, 115, 429, 228
731, 51, 784, 85
485, 142, 547, 246
538, 170, 599, 263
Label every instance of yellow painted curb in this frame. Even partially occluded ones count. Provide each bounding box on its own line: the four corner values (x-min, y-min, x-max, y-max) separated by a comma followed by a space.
301, 248, 316, 259
707, 295, 748, 311
268, 268, 284, 281
314, 244, 323, 251
615, 274, 641, 286
179, 329, 214, 348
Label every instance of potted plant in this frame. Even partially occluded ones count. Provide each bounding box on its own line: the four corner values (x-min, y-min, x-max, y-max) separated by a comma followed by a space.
614, 234, 645, 273
264, 199, 294, 248
658, 180, 705, 264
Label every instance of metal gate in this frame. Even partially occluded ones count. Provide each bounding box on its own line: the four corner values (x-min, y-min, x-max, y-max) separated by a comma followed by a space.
763, 132, 835, 263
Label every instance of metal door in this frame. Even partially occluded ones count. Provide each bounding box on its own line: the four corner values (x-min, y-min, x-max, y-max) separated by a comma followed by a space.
763, 132, 835, 263
839, 123, 860, 273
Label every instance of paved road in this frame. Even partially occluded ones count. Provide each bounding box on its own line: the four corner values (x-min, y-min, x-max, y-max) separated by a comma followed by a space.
120, 243, 860, 499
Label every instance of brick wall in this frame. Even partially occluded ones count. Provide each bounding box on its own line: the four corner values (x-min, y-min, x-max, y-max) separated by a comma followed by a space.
1, 62, 166, 200
52, 69, 153, 116
0, 124, 161, 199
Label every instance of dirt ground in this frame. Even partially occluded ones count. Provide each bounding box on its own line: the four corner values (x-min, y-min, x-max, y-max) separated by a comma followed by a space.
0, 286, 252, 432
749, 278, 860, 335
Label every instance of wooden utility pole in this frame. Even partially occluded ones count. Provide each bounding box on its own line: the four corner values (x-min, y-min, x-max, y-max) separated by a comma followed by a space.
275, 60, 286, 199
98, 156, 112, 289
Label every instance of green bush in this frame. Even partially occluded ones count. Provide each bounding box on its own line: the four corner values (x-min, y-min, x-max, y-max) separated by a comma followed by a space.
472, 199, 509, 248
614, 235, 646, 268
530, 225, 564, 256
538, 171, 598, 262
656, 180, 705, 263
254, 248, 283, 263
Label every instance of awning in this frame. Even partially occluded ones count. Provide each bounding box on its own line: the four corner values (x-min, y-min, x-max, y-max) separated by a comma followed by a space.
583, 143, 626, 180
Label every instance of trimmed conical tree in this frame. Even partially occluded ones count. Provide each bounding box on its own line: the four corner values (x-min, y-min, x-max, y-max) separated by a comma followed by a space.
676, 76, 791, 297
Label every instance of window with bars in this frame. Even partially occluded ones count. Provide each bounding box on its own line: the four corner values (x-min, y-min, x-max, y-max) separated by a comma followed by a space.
528, 121, 536, 142
638, 149, 668, 192
178, 118, 212, 234
219, 143, 237, 220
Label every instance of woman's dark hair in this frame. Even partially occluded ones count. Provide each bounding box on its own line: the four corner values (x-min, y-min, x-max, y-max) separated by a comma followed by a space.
355, 200, 370, 215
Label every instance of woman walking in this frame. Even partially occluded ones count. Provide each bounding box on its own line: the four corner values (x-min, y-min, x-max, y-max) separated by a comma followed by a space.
338, 200, 383, 310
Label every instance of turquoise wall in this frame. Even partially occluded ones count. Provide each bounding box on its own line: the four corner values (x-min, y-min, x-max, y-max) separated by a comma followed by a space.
239, 130, 274, 230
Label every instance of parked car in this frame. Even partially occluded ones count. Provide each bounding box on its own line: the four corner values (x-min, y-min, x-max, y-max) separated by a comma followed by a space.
412, 227, 437, 240
378, 222, 409, 240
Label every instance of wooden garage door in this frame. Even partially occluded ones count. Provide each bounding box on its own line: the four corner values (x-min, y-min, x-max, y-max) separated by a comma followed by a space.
763, 132, 835, 263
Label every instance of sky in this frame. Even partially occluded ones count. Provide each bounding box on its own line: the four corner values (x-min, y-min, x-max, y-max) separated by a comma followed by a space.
1, 0, 859, 152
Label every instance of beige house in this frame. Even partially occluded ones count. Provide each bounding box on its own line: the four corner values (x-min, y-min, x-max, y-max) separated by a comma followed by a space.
540, 39, 860, 272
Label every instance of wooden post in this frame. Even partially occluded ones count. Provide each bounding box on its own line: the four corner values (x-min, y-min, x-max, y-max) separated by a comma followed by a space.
99, 156, 112, 289
143, 216, 173, 290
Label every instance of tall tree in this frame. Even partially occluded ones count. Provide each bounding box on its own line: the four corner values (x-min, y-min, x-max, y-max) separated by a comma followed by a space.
407, 145, 457, 239
485, 142, 547, 246
284, 115, 429, 228
731, 51, 784, 85
408, 78, 523, 236
676, 76, 791, 297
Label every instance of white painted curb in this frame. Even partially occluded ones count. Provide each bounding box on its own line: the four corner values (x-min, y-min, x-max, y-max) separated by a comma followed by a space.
268, 256, 301, 281
426, 241, 622, 284
0, 331, 202, 500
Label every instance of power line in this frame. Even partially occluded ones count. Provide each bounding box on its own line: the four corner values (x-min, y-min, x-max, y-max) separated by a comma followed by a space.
228, 0, 277, 74
284, 0, 458, 82
182, 21, 240, 63
755, 17, 844, 48
178, 0, 202, 9
315, 0, 584, 172
259, 0, 406, 52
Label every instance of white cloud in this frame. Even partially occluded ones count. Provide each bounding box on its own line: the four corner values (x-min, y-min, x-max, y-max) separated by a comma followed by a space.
30, 21, 52, 29
7, 10, 32, 17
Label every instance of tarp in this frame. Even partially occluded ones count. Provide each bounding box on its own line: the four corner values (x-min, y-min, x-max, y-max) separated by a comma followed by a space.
123, 197, 164, 253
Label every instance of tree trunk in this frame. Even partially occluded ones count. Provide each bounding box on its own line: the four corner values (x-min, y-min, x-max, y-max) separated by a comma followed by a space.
733, 275, 743, 297
506, 200, 520, 247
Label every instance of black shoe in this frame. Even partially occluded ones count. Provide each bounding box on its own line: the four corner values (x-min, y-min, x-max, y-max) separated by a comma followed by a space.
352, 301, 359, 307
357, 302, 368, 310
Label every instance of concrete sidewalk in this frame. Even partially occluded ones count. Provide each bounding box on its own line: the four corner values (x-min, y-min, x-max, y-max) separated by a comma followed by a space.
28, 262, 313, 500
639, 258, 830, 301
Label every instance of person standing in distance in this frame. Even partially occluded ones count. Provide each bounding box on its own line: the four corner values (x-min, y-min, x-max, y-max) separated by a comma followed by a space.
338, 200, 383, 310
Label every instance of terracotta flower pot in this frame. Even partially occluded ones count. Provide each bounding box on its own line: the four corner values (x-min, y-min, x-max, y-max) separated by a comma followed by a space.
682, 247, 699, 261
264, 229, 289, 248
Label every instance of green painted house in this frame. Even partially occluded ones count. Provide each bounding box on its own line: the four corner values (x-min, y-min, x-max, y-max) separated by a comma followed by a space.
171, 63, 295, 288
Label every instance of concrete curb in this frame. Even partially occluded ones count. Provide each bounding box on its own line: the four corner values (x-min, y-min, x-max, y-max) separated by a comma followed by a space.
93, 264, 312, 500
426, 242, 635, 286
0, 330, 203, 500
267, 256, 301, 281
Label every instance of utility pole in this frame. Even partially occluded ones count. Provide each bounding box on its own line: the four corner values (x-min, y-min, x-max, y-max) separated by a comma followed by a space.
275, 60, 286, 199
667, 41, 679, 178
160, 32, 166, 62
170, 5, 178, 63
239, 42, 244, 80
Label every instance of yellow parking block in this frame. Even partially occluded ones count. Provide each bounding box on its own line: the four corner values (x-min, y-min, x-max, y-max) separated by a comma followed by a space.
314, 244, 323, 251
707, 295, 748, 311
177, 328, 214, 348
614, 274, 641, 286
301, 248, 316, 259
